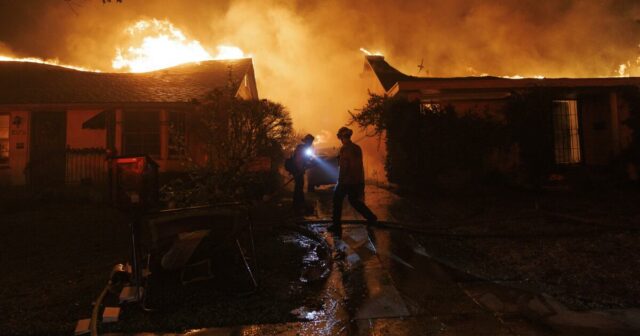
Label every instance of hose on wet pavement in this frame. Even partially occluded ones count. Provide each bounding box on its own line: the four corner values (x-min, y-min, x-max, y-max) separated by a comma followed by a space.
295, 218, 635, 239
90, 265, 122, 336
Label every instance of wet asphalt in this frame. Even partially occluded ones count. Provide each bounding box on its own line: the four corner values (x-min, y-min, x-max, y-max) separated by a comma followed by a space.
107, 185, 639, 335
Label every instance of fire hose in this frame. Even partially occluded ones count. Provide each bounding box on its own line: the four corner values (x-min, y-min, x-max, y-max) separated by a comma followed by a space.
90, 264, 124, 336
294, 218, 636, 239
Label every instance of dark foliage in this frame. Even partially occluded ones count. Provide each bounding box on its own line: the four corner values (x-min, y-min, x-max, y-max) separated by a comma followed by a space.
350, 93, 504, 191
161, 87, 293, 206
621, 87, 640, 168
504, 88, 557, 183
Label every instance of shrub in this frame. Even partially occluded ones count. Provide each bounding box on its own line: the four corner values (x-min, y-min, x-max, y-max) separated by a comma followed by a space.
161, 87, 293, 206
350, 93, 504, 191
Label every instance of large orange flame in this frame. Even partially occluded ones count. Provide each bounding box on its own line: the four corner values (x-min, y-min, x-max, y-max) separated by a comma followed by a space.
112, 19, 249, 73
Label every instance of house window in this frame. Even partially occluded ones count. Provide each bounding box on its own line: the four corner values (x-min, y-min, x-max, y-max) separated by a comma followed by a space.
0, 115, 9, 165
168, 111, 186, 158
420, 102, 442, 114
122, 111, 160, 156
553, 100, 581, 164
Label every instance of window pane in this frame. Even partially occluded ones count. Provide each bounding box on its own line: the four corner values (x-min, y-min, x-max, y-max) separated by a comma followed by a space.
123, 111, 160, 155
0, 115, 9, 164
552, 100, 581, 164
0, 115, 8, 138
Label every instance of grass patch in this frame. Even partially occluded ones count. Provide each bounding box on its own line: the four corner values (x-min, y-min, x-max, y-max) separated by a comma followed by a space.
0, 198, 129, 336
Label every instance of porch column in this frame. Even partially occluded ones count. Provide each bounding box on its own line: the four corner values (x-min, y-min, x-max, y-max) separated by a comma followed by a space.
160, 109, 169, 160
114, 109, 123, 155
9, 111, 30, 185
610, 92, 620, 156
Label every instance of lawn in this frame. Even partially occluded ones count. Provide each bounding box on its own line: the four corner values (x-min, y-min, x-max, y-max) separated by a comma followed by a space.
0, 187, 130, 335
0, 187, 329, 335
388, 184, 640, 310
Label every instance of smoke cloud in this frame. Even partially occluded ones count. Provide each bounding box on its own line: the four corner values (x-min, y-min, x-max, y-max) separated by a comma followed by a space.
1, 0, 640, 137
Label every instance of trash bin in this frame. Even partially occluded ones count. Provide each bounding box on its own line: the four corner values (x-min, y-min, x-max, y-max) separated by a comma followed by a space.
110, 155, 159, 211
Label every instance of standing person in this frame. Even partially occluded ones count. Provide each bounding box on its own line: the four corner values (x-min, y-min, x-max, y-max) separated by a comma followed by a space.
329, 127, 377, 238
292, 134, 315, 214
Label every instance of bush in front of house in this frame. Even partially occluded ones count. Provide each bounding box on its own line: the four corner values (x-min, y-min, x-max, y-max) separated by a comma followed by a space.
504, 89, 557, 185
621, 87, 640, 183
162, 87, 293, 207
350, 93, 505, 192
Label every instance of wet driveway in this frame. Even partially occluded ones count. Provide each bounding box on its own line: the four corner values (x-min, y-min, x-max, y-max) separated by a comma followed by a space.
107, 185, 639, 335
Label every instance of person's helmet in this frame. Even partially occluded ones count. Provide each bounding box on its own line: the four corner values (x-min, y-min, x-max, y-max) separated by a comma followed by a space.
302, 134, 315, 144
337, 127, 353, 139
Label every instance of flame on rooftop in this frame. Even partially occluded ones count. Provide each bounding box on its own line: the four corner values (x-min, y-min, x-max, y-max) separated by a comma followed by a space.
360, 48, 383, 57
111, 19, 249, 73
0, 55, 100, 72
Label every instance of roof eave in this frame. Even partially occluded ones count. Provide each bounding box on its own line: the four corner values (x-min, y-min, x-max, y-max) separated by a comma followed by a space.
0, 101, 198, 112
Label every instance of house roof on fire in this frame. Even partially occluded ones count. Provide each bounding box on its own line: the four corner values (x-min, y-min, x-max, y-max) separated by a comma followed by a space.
0, 58, 256, 105
364, 55, 640, 95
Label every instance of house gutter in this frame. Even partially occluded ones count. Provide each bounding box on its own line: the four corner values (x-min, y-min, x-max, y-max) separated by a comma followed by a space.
0, 102, 197, 112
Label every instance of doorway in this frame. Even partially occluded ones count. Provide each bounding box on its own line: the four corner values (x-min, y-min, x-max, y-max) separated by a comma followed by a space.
30, 111, 67, 186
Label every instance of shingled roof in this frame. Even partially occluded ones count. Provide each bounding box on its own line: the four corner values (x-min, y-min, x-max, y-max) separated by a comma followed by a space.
365, 55, 640, 94
0, 58, 254, 104
364, 55, 416, 91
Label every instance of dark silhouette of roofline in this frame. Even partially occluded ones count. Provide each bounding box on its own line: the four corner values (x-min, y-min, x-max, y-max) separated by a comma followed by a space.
0, 58, 257, 104
364, 55, 640, 94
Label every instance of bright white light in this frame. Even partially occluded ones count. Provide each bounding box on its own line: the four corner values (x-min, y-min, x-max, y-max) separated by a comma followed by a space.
359, 48, 383, 56
214, 45, 247, 60
305, 148, 315, 157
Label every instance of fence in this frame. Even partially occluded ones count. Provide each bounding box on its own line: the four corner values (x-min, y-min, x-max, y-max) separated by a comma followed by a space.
65, 148, 108, 185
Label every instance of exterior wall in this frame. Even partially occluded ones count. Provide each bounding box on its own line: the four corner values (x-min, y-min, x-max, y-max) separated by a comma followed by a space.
235, 67, 259, 100
67, 110, 106, 148
447, 100, 508, 119
114, 108, 195, 174
617, 94, 634, 150
357, 131, 387, 184
360, 64, 388, 95
411, 91, 632, 172
580, 94, 612, 165
114, 109, 123, 156
0, 100, 235, 185
0, 111, 30, 185
365, 54, 639, 178
65, 110, 108, 185
235, 75, 254, 100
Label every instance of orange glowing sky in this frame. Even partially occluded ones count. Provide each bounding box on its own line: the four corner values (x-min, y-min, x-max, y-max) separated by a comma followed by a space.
1, 0, 640, 138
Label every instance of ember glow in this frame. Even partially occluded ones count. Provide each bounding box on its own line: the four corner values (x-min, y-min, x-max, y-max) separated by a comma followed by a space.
0, 55, 99, 72
503, 75, 546, 80
112, 19, 248, 73
0, 0, 639, 134
359, 48, 383, 56
213, 45, 248, 60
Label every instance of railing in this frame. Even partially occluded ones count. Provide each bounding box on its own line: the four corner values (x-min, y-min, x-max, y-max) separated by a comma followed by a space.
65, 148, 108, 185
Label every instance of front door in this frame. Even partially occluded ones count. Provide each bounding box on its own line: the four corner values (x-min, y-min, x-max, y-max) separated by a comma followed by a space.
30, 111, 67, 186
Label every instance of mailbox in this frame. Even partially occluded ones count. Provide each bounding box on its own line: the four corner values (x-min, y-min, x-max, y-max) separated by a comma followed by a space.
110, 155, 159, 210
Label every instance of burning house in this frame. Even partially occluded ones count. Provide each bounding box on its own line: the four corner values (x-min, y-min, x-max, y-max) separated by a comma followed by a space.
362, 55, 640, 183
0, 58, 258, 186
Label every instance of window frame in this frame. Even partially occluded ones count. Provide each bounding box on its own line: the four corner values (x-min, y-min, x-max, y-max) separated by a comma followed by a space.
121, 110, 161, 157
0, 114, 10, 167
552, 100, 582, 165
